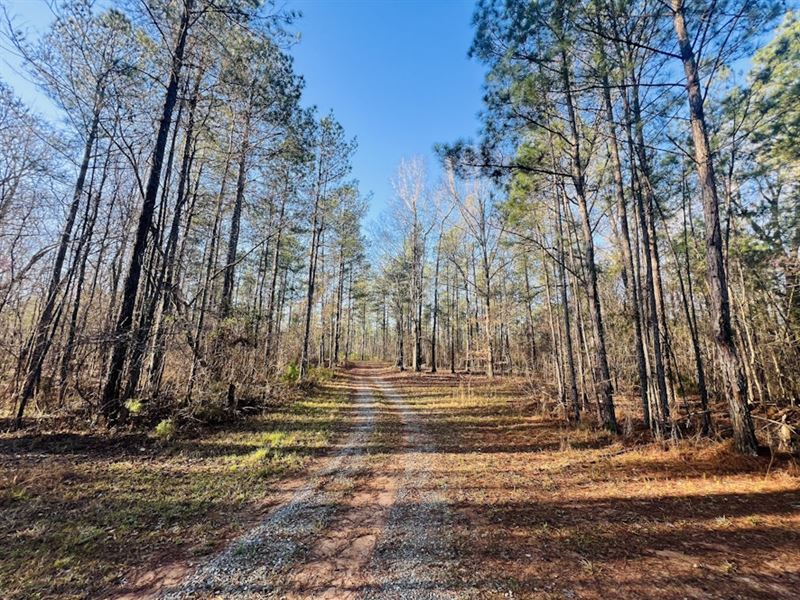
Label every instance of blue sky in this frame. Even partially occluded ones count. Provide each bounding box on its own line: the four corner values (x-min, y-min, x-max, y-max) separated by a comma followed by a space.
1, 0, 486, 220
291, 0, 485, 219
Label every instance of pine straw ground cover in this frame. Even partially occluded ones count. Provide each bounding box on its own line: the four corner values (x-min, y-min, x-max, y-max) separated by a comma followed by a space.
383, 370, 800, 600
0, 375, 351, 600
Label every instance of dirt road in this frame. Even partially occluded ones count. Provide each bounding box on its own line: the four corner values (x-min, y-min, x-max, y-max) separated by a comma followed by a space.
162, 364, 467, 599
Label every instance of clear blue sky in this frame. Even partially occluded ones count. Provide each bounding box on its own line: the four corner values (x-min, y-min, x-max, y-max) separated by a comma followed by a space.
291, 0, 485, 219
1, 0, 486, 220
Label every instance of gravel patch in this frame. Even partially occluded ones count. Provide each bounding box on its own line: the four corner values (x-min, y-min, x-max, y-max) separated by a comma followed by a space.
362, 379, 477, 600
161, 372, 477, 599
161, 386, 377, 600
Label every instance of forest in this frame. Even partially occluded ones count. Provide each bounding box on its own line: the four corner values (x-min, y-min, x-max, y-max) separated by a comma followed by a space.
1, 0, 799, 598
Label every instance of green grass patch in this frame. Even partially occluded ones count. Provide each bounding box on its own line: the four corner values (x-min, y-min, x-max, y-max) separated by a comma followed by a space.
0, 385, 348, 600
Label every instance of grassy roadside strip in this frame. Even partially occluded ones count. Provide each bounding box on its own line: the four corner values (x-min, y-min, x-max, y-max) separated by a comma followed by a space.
0, 380, 349, 600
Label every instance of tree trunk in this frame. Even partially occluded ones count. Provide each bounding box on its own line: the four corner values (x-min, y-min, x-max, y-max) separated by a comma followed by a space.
672, 0, 757, 454
522, 256, 538, 372
431, 229, 443, 373
412, 226, 423, 372
481, 240, 495, 378
542, 247, 565, 407
598, 61, 650, 426
148, 74, 201, 394
555, 193, 580, 421
300, 178, 324, 380
221, 96, 253, 318
332, 248, 345, 365
395, 294, 405, 370
101, 0, 193, 422
57, 150, 108, 406
625, 79, 672, 434
124, 89, 186, 401
14, 99, 101, 427
559, 48, 617, 432
264, 190, 287, 371
187, 126, 233, 401
344, 265, 354, 361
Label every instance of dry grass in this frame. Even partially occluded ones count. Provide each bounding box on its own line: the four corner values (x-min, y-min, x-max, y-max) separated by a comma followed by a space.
385, 369, 800, 599
0, 378, 351, 600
